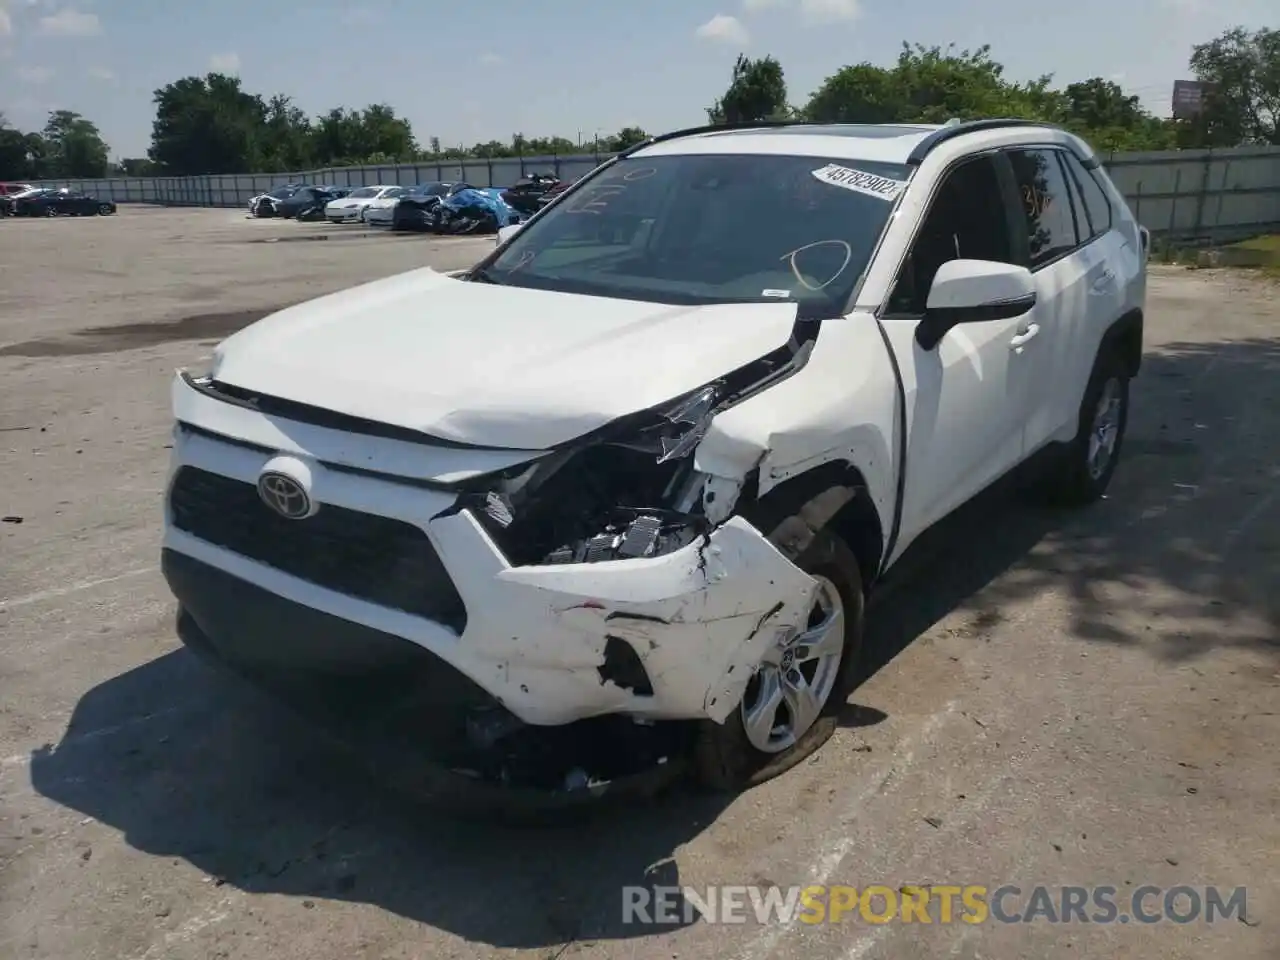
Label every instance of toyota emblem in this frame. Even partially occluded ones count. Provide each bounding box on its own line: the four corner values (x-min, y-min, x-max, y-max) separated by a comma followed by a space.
257, 471, 312, 520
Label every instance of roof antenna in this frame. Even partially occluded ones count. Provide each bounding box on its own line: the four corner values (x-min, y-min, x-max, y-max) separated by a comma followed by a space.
941, 117, 963, 127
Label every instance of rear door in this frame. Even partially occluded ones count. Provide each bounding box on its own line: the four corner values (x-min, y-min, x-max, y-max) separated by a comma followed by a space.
1057, 150, 1132, 438
1002, 147, 1096, 453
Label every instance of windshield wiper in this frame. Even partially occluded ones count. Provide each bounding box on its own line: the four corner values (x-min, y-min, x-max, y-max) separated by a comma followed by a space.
468, 267, 502, 285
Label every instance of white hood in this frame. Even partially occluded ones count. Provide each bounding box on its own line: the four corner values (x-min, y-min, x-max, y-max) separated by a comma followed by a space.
211, 267, 799, 449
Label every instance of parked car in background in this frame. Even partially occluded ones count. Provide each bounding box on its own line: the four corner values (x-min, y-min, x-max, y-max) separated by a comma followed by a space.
12, 187, 116, 216
249, 184, 306, 218
501, 173, 561, 216
325, 185, 402, 223
537, 177, 577, 208
277, 186, 350, 221
0, 182, 35, 198
361, 186, 410, 226
392, 181, 473, 231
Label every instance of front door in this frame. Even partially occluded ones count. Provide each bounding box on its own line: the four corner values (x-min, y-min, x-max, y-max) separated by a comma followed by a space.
879, 153, 1039, 554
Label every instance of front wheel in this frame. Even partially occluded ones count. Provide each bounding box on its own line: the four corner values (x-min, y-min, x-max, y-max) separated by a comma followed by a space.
693, 528, 865, 791
98, 204, 113, 215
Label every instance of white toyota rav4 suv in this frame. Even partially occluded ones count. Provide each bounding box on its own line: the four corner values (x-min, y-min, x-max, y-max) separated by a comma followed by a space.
163, 119, 1146, 793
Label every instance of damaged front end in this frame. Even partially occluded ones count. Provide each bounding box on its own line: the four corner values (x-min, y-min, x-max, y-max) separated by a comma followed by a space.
454, 331, 814, 570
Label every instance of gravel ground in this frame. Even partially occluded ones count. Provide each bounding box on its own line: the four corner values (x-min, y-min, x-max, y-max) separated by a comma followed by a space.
0, 207, 1276, 960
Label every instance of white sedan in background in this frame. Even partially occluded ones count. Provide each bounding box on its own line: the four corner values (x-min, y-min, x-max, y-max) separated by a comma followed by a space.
324, 184, 402, 223
361, 186, 409, 226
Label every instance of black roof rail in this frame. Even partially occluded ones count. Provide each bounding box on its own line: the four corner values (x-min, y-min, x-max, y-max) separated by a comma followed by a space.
905, 118, 1054, 165
618, 120, 818, 158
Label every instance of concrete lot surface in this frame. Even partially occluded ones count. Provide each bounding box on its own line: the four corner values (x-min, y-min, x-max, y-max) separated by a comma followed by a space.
1, 207, 1276, 960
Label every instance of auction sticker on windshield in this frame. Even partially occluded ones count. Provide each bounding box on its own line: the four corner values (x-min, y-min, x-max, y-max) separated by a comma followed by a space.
811, 164, 906, 201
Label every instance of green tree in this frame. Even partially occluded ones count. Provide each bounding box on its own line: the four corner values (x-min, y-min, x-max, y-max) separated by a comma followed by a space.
606, 126, 649, 151
1185, 26, 1280, 146
805, 43, 1052, 124
1057, 78, 1175, 152
356, 103, 415, 159
707, 54, 789, 124
309, 104, 414, 165
39, 110, 110, 178
115, 158, 155, 176
0, 113, 43, 180
148, 73, 268, 175
260, 94, 313, 171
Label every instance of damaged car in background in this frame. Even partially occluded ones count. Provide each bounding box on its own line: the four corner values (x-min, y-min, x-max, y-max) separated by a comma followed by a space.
162, 119, 1145, 807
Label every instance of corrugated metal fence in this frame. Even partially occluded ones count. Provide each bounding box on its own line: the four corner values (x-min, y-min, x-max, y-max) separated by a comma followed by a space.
27, 145, 1280, 242
29, 154, 611, 208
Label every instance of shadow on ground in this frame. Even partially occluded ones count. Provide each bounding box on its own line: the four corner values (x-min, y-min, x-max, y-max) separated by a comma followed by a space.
0, 308, 281, 357
28, 335, 1280, 949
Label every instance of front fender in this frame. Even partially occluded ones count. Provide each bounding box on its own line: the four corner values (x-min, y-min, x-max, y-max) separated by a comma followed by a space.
694, 314, 899, 534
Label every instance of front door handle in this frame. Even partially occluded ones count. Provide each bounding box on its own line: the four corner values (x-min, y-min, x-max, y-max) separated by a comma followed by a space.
1009, 323, 1040, 351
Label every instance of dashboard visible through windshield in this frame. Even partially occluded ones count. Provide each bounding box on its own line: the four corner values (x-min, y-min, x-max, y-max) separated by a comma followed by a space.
482, 153, 913, 318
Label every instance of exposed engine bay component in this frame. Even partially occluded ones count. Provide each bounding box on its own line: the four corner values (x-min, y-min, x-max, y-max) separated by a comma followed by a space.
463, 427, 713, 566
541, 512, 702, 565
460, 334, 818, 568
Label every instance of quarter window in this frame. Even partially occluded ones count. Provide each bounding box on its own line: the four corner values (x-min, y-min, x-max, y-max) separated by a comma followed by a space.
1060, 151, 1113, 239
1006, 149, 1081, 267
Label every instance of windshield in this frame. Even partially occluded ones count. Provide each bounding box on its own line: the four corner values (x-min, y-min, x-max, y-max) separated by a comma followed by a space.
484, 153, 911, 318
348, 187, 379, 199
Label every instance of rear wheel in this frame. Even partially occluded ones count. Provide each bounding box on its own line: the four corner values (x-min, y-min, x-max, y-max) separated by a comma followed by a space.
98, 203, 113, 215
693, 528, 865, 791
1039, 348, 1130, 505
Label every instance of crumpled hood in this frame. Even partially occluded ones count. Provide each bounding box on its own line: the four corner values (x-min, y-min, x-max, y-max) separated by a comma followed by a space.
211, 268, 800, 450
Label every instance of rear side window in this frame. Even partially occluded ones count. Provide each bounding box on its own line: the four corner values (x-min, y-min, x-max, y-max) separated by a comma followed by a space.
1060, 151, 1113, 239
1006, 148, 1081, 267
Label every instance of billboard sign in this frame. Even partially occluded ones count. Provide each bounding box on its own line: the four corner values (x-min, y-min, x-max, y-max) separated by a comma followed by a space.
1171, 80, 1213, 120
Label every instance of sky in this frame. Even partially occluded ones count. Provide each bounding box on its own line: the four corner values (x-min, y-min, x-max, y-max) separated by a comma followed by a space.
0, 0, 1274, 160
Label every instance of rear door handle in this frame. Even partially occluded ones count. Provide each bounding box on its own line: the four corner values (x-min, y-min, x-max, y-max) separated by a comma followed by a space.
1090, 269, 1116, 293
1009, 323, 1040, 351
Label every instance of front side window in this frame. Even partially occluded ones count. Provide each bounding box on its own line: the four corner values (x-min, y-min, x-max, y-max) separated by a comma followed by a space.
887, 155, 1014, 315
482, 154, 912, 319
382, 187, 404, 198
1006, 149, 1081, 267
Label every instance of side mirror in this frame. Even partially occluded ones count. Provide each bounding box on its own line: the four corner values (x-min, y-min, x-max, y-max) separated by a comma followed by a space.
496, 223, 524, 246
915, 259, 1036, 351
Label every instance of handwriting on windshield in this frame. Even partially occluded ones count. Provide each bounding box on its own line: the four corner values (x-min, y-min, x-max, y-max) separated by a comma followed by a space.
563, 166, 656, 214
509, 249, 537, 272
780, 239, 852, 291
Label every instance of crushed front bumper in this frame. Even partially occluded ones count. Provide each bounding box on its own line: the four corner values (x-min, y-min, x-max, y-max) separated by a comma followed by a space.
164, 374, 818, 727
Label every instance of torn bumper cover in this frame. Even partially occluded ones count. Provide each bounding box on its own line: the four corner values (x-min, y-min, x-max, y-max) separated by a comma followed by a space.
485, 514, 818, 725
163, 413, 818, 729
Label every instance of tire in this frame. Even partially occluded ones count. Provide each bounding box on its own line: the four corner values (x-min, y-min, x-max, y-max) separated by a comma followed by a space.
692, 528, 865, 791
1040, 347, 1130, 506
98, 204, 113, 215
